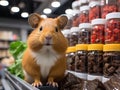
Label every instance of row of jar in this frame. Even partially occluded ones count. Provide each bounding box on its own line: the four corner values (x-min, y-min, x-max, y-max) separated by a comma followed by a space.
66, 44, 120, 82
63, 12, 120, 46
70, 0, 120, 27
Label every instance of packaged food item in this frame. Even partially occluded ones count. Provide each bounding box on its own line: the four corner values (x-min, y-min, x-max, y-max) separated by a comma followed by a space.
78, 23, 92, 44
87, 44, 103, 81
75, 44, 88, 79
80, 0, 89, 6
72, 0, 81, 10
70, 27, 79, 46
79, 5, 89, 23
105, 12, 120, 44
91, 18, 106, 44
103, 44, 120, 82
101, 0, 118, 18
66, 46, 76, 71
89, 1, 101, 22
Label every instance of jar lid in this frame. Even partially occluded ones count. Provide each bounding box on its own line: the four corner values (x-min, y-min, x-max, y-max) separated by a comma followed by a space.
89, 1, 100, 7
72, 10, 80, 15
88, 44, 103, 51
76, 44, 88, 50
70, 27, 79, 33
91, 18, 106, 25
62, 29, 70, 35
103, 44, 120, 51
80, 5, 89, 12
66, 46, 76, 53
80, 0, 89, 5
72, 0, 80, 9
79, 23, 92, 29
106, 12, 120, 20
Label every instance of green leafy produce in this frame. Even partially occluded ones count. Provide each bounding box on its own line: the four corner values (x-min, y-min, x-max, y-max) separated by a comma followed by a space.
8, 41, 27, 79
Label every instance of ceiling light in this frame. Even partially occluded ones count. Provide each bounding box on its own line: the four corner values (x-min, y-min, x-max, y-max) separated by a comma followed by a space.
0, 0, 9, 6
43, 8, 52, 14
65, 9, 73, 15
51, 1, 60, 8
21, 12, 29, 18
11, 6, 20, 13
41, 15, 47, 18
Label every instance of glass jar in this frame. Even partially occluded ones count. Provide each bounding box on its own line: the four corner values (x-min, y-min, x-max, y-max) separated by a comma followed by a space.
105, 12, 120, 44
62, 29, 71, 46
75, 44, 88, 79
66, 46, 76, 71
91, 18, 106, 44
79, 5, 89, 23
103, 44, 120, 80
72, 10, 80, 27
101, 0, 118, 18
80, 0, 89, 6
87, 44, 103, 81
89, 1, 101, 22
70, 27, 79, 46
78, 23, 92, 44
72, 0, 81, 10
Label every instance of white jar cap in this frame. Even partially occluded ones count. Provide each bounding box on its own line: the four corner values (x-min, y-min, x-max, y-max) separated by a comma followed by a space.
91, 18, 106, 25
89, 1, 100, 7
72, 0, 80, 9
106, 12, 120, 20
80, 0, 89, 5
63, 29, 71, 35
79, 23, 92, 29
80, 5, 89, 12
72, 9, 80, 15
70, 27, 79, 33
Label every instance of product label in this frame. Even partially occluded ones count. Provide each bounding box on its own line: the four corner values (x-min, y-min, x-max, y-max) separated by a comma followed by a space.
87, 74, 102, 81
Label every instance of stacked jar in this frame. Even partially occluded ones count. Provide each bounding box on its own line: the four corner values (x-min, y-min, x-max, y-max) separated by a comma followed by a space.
66, 46, 76, 71
102, 44, 120, 82
80, 0, 89, 6
87, 44, 103, 81
70, 27, 79, 46
105, 12, 120, 44
101, 0, 118, 18
89, 1, 101, 22
79, 5, 89, 23
62, 29, 71, 46
75, 44, 88, 79
91, 18, 106, 44
78, 23, 92, 44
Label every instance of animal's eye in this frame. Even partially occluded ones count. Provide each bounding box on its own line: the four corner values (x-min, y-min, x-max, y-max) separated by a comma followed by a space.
55, 27, 58, 32
40, 26, 42, 31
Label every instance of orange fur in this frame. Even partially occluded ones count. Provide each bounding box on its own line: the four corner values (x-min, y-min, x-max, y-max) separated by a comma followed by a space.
22, 13, 68, 86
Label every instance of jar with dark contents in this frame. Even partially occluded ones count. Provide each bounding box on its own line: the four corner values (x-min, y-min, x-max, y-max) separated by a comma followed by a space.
75, 44, 88, 79
62, 29, 71, 46
102, 44, 120, 82
79, 5, 89, 23
72, 10, 80, 27
101, 0, 118, 18
70, 27, 79, 46
66, 46, 76, 71
78, 23, 92, 44
89, 1, 101, 22
91, 18, 106, 44
105, 12, 120, 44
87, 44, 103, 81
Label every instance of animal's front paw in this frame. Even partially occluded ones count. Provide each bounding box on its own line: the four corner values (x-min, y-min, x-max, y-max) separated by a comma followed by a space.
47, 81, 58, 87
32, 81, 42, 87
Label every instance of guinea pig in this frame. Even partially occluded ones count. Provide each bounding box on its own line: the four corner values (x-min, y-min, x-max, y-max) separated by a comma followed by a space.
22, 13, 68, 87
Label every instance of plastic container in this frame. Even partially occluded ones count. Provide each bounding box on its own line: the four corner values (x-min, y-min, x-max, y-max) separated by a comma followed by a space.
87, 44, 103, 81
75, 44, 88, 79
66, 46, 76, 71
78, 23, 92, 44
101, 0, 118, 18
62, 29, 71, 46
70, 27, 79, 46
105, 12, 120, 44
103, 44, 120, 82
89, 1, 101, 22
91, 18, 106, 44
79, 5, 89, 23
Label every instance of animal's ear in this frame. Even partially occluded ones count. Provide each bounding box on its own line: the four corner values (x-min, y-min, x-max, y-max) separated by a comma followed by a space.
28, 13, 43, 28
57, 15, 68, 29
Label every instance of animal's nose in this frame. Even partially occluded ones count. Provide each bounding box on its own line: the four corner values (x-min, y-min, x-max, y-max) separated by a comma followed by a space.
45, 36, 52, 40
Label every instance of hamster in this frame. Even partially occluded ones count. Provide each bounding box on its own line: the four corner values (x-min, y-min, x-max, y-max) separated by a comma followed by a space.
22, 13, 68, 87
